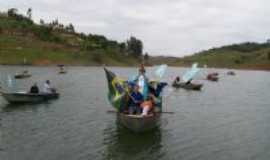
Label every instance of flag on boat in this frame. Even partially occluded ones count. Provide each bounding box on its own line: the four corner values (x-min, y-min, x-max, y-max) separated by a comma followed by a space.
154, 64, 168, 79
104, 68, 126, 110
182, 63, 200, 82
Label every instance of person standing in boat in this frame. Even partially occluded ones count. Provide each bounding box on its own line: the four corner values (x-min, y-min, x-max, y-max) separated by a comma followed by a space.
43, 80, 55, 93
128, 84, 143, 114
30, 83, 39, 94
134, 64, 149, 100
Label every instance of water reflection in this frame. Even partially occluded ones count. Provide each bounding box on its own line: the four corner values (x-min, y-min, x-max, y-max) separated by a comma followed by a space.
102, 119, 165, 160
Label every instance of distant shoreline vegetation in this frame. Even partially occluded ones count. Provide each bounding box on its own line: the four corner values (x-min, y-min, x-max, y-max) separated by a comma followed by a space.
1, 8, 270, 70
0, 8, 144, 66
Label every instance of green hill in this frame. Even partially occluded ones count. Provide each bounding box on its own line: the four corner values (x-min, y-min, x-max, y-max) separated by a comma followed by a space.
1, 8, 270, 70
0, 8, 141, 66
172, 42, 270, 70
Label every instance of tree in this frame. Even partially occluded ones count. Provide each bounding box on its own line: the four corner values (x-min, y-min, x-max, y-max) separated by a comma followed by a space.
40, 19, 45, 25
119, 42, 126, 51
268, 51, 270, 60
126, 36, 143, 58
65, 23, 75, 33
7, 8, 18, 17
27, 8, 32, 19
144, 52, 149, 61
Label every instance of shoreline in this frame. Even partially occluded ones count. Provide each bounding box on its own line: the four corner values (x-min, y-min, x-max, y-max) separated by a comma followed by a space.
1, 63, 269, 71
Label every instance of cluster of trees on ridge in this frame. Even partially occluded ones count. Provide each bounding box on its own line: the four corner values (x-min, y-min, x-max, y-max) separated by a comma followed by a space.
0, 8, 145, 60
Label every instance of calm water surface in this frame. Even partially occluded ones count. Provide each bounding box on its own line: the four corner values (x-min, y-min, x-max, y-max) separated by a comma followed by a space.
0, 66, 270, 160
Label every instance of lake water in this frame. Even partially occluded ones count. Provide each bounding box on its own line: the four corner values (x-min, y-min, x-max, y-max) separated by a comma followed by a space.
0, 66, 270, 160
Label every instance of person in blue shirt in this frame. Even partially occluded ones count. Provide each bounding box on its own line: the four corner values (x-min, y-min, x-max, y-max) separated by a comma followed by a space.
128, 84, 143, 114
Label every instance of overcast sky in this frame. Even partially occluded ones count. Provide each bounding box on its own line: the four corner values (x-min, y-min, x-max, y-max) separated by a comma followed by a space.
1, 0, 270, 57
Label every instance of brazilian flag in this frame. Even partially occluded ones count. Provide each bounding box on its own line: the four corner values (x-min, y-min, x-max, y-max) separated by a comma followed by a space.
104, 68, 126, 110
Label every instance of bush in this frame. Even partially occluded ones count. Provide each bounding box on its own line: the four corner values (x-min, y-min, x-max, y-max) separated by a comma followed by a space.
92, 52, 102, 63
234, 59, 242, 64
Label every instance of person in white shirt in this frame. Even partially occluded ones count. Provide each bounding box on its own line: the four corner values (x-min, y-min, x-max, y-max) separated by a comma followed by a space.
43, 80, 53, 93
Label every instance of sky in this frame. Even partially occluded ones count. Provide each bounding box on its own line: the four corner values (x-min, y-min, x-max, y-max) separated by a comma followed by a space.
1, 0, 270, 57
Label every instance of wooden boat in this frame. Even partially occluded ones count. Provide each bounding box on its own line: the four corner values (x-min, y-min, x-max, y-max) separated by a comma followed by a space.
211, 72, 219, 76
58, 70, 67, 74
207, 75, 219, 81
0, 91, 59, 104
227, 71, 235, 75
104, 68, 165, 132
118, 113, 161, 132
14, 72, 31, 79
172, 82, 203, 90
58, 65, 67, 74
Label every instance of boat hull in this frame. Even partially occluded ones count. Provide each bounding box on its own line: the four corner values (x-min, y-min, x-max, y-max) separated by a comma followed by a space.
227, 71, 235, 75
59, 71, 67, 74
14, 74, 31, 79
1, 92, 59, 103
118, 113, 161, 132
172, 83, 203, 90
207, 76, 219, 81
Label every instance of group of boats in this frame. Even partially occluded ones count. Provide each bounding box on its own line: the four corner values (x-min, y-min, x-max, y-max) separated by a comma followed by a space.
13, 66, 67, 80
172, 71, 236, 91
104, 65, 236, 132
0, 64, 236, 133
0, 66, 66, 104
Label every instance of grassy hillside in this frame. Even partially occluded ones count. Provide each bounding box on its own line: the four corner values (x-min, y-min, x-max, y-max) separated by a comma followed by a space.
0, 9, 139, 66
172, 42, 270, 70
1, 9, 270, 70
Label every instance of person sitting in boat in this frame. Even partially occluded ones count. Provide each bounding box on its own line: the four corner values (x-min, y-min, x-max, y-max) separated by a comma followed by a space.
185, 78, 193, 85
148, 81, 168, 97
119, 82, 135, 113
172, 76, 181, 86
128, 84, 144, 114
30, 83, 39, 94
140, 94, 156, 116
43, 80, 56, 93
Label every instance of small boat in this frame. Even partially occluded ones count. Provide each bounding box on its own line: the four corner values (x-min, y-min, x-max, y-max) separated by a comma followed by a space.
104, 68, 166, 132
211, 72, 219, 76
206, 73, 219, 82
58, 65, 67, 74
227, 71, 236, 75
58, 70, 67, 74
118, 113, 161, 132
14, 71, 31, 79
0, 91, 59, 104
172, 82, 203, 90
